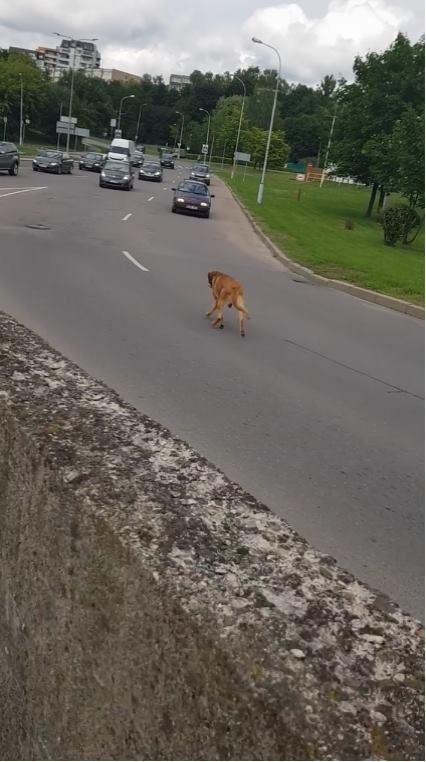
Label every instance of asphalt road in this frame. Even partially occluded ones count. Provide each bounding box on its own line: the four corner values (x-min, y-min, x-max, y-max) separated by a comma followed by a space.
0, 160, 424, 619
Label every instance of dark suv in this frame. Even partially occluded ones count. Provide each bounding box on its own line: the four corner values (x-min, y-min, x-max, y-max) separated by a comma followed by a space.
0, 142, 19, 175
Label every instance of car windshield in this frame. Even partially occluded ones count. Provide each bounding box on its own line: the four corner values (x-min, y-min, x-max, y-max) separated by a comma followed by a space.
179, 181, 208, 195
86, 153, 102, 160
194, 165, 208, 174
39, 151, 61, 158
105, 161, 128, 172
109, 146, 129, 155
144, 163, 160, 169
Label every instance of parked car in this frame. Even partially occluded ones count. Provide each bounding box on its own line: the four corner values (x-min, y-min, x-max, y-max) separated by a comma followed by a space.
0, 141, 19, 175
139, 160, 163, 182
99, 159, 134, 190
190, 163, 210, 185
33, 150, 74, 174
160, 153, 175, 169
132, 150, 145, 168
171, 180, 214, 218
79, 152, 104, 172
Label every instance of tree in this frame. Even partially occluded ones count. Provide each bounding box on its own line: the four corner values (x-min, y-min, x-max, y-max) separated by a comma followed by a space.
211, 95, 248, 155
392, 108, 425, 209
243, 127, 288, 169
333, 34, 425, 216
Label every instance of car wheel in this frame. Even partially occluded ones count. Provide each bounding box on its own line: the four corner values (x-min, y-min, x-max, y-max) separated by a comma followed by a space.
79, 165, 83, 170
8, 162, 18, 176
68, 166, 73, 174
57, 165, 62, 175
33, 166, 38, 171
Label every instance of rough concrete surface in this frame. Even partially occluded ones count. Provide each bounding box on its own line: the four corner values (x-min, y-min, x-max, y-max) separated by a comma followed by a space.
0, 311, 424, 761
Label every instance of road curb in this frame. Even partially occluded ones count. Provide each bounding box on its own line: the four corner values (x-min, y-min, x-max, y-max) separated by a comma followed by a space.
222, 180, 425, 320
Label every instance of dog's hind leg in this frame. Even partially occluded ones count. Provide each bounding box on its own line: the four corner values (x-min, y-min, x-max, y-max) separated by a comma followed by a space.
211, 292, 226, 329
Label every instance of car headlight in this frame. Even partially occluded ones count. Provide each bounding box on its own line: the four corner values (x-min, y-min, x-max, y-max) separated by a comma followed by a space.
155, 171, 161, 176
122, 175, 129, 180
190, 173, 195, 177
101, 171, 106, 177
50, 162, 58, 166
176, 197, 185, 203
200, 202, 208, 207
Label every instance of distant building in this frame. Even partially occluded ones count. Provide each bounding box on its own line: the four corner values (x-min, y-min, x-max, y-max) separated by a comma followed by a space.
90, 68, 141, 83
9, 39, 101, 78
169, 74, 191, 91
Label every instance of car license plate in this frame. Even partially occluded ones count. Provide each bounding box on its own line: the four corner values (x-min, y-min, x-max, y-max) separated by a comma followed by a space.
39, 163, 47, 167
187, 205, 198, 210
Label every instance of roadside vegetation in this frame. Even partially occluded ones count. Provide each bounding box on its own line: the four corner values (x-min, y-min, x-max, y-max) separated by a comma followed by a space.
217, 168, 424, 304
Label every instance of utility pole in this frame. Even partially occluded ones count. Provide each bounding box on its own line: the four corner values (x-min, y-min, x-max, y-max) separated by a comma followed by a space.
320, 105, 337, 188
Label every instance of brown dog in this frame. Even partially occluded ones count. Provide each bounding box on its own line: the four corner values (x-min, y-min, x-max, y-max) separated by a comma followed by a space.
206, 270, 250, 337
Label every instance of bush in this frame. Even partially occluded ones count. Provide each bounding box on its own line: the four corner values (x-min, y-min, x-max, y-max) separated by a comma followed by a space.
382, 205, 421, 246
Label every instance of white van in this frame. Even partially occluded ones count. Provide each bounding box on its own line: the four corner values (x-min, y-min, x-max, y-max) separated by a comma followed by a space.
107, 138, 136, 163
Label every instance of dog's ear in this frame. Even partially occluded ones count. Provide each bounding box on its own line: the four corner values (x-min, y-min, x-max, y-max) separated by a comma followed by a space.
208, 271, 214, 287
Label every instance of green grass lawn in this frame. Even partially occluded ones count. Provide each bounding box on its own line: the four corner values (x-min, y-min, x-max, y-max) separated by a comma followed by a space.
216, 167, 424, 305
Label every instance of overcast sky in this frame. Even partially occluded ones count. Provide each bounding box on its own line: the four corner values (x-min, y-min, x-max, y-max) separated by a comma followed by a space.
0, 0, 424, 85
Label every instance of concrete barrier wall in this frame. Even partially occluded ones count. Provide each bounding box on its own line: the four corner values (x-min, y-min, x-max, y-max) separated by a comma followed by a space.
0, 312, 424, 761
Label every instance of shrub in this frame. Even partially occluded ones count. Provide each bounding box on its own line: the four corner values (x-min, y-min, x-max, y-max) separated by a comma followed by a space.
382, 205, 421, 246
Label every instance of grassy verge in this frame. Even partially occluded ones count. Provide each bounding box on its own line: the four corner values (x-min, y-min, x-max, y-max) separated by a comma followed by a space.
215, 167, 424, 305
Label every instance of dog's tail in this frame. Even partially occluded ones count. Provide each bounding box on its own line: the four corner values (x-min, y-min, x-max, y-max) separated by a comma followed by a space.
234, 292, 250, 319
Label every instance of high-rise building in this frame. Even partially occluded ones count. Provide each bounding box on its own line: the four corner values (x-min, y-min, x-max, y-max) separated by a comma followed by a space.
9, 39, 101, 78
169, 74, 191, 91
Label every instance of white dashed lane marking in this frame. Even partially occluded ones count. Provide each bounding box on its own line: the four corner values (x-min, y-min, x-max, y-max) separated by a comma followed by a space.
122, 212, 132, 221
0, 186, 47, 199
148, 196, 154, 202
121, 250, 150, 272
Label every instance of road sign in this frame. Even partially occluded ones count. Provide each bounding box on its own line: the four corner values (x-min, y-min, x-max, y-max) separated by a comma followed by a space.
110, 118, 117, 128
234, 151, 251, 162
56, 122, 90, 137
202, 143, 208, 154
60, 115, 78, 125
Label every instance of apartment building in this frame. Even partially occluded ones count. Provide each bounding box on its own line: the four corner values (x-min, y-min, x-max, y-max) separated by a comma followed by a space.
169, 73, 191, 91
9, 39, 101, 78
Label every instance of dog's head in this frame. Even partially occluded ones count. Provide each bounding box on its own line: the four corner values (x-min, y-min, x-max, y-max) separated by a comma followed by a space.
208, 270, 220, 288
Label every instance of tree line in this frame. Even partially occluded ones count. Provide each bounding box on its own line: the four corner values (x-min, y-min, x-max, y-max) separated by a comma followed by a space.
0, 32, 424, 216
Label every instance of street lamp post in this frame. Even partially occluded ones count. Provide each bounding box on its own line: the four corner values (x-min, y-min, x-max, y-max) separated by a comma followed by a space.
231, 74, 246, 179
18, 73, 23, 146
199, 107, 211, 163
320, 104, 337, 188
176, 111, 185, 159
251, 37, 282, 204
54, 33, 98, 152
117, 94, 135, 132
134, 103, 147, 143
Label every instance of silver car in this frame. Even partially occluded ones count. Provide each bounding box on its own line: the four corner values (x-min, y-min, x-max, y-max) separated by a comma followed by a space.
0, 142, 19, 175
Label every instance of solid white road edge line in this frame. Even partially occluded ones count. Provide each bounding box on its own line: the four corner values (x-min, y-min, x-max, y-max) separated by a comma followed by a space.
121, 250, 150, 272
122, 212, 132, 221
0, 187, 47, 199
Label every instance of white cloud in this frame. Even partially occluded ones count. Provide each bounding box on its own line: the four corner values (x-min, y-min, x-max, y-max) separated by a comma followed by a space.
0, 0, 422, 85
242, 0, 414, 82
